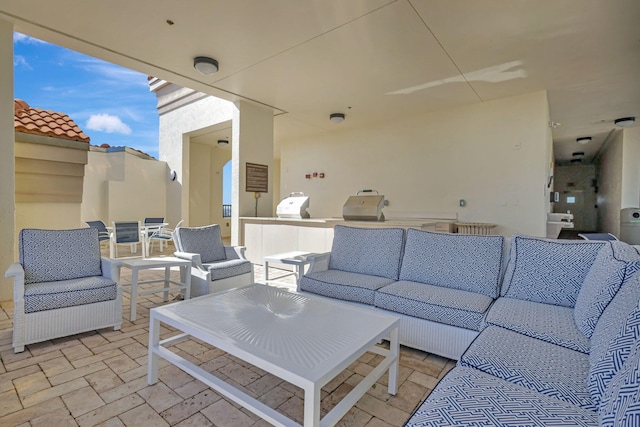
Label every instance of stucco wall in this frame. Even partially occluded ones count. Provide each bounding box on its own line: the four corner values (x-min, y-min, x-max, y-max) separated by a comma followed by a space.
280, 91, 552, 237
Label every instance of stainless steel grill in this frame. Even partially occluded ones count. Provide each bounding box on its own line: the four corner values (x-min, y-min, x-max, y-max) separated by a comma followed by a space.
342, 190, 385, 221
276, 192, 310, 219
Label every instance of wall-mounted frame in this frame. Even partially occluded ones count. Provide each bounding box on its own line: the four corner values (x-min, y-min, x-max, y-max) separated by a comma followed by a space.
246, 162, 268, 193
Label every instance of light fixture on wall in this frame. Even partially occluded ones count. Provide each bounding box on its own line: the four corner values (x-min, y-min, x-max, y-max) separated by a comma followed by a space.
169, 170, 177, 181
217, 139, 229, 146
329, 113, 345, 123
614, 116, 635, 127
576, 137, 592, 144
194, 56, 219, 75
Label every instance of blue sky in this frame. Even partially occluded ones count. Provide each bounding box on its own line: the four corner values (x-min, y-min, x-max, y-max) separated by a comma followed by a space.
13, 32, 160, 159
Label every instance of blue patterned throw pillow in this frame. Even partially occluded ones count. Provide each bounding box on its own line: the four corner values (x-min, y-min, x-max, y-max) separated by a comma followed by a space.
328, 225, 404, 279
19, 228, 103, 285
501, 235, 605, 307
176, 224, 226, 263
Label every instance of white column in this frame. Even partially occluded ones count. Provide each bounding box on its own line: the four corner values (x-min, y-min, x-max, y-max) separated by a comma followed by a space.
0, 19, 15, 301
231, 101, 274, 245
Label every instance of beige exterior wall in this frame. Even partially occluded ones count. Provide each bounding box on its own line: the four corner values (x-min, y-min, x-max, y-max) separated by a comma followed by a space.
81, 148, 169, 226
280, 91, 552, 237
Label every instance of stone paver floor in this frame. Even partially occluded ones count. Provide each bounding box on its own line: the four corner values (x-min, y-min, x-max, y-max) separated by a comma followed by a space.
0, 246, 454, 426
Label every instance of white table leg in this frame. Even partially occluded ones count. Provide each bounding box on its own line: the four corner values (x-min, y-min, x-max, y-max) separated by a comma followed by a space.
304, 383, 321, 427
147, 315, 160, 384
388, 327, 399, 395
163, 266, 170, 302
264, 260, 270, 282
130, 267, 139, 321
182, 265, 191, 300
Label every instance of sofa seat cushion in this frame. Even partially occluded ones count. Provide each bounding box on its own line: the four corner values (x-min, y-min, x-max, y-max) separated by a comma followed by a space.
404, 367, 597, 427
459, 326, 593, 409
501, 235, 605, 307
399, 229, 504, 298
328, 225, 404, 279
574, 242, 640, 338
300, 270, 395, 305
205, 259, 252, 281
24, 276, 117, 313
484, 297, 590, 353
374, 280, 492, 331
589, 273, 640, 408
20, 228, 103, 285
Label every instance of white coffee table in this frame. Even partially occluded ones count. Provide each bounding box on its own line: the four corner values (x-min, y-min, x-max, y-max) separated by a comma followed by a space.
117, 257, 191, 321
148, 284, 399, 427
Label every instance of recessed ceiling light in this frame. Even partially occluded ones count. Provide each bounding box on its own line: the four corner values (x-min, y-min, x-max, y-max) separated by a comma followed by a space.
330, 113, 345, 123
614, 116, 635, 127
576, 137, 592, 144
194, 56, 219, 75
572, 152, 585, 157
217, 139, 229, 146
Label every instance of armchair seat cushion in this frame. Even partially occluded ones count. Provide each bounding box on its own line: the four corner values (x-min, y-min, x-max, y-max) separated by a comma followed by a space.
300, 270, 395, 305
24, 276, 117, 313
405, 367, 597, 427
484, 297, 590, 353
459, 326, 593, 409
375, 280, 492, 331
205, 259, 252, 281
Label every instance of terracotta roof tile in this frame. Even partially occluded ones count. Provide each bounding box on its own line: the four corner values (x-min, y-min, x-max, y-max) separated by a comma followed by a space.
14, 99, 90, 143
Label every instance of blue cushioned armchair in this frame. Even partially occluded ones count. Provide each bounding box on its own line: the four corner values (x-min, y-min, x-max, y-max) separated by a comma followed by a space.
173, 224, 253, 297
5, 228, 122, 353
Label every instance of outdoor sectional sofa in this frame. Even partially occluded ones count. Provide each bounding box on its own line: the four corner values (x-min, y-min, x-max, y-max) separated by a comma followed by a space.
299, 225, 640, 426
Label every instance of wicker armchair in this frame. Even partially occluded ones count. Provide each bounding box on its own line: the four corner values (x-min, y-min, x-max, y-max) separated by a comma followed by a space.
5, 228, 122, 353
173, 224, 253, 296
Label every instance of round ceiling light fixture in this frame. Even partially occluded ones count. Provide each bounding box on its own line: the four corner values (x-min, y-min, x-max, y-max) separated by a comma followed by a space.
330, 113, 345, 123
217, 139, 229, 146
614, 116, 635, 127
194, 56, 219, 75
572, 152, 585, 157
576, 137, 592, 144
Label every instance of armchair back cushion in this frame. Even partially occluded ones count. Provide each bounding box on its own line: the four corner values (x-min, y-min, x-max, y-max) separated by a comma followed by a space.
328, 225, 404, 279
19, 228, 103, 285
501, 235, 605, 307
399, 229, 504, 298
175, 224, 226, 263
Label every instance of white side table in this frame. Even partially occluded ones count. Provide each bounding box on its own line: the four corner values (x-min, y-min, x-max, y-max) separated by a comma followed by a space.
263, 251, 314, 289
116, 257, 191, 321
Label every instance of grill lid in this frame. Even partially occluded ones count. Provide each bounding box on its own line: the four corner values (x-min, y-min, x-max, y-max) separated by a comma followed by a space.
342, 190, 385, 221
276, 192, 310, 219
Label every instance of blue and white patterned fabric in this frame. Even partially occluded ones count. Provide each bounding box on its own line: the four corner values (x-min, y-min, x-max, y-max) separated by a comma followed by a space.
205, 259, 252, 280
575, 242, 640, 338
175, 225, 226, 263
328, 226, 404, 279
589, 273, 640, 407
24, 276, 117, 313
19, 228, 103, 285
501, 235, 605, 307
484, 297, 590, 353
598, 338, 640, 427
374, 281, 492, 331
405, 367, 598, 427
299, 270, 395, 305
459, 326, 594, 409
399, 229, 504, 298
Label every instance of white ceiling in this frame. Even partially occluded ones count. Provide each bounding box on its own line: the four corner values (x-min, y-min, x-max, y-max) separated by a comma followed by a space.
2, 0, 639, 163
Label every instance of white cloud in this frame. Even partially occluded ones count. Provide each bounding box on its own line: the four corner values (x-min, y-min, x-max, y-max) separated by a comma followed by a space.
13, 55, 31, 69
13, 33, 47, 45
86, 114, 132, 135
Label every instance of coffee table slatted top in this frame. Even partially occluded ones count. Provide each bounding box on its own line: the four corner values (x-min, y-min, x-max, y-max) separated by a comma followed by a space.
153, 284, 399, 382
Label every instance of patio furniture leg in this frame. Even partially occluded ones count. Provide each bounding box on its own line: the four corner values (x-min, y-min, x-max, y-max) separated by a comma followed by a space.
163, 266, 170, 302
148, 316, 160, 384
388, 327, 399, 395
130, 268, 139, 321
304, 383, 321, 427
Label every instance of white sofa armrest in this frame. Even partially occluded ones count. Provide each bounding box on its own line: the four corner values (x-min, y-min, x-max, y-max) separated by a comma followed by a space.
5, 262, 25, 300
101, 257, 120, 281
174, 251, 207, 271
306, 252, 331, 273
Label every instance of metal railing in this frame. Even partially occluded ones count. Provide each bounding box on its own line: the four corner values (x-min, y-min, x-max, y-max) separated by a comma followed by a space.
222, 204, 232, 218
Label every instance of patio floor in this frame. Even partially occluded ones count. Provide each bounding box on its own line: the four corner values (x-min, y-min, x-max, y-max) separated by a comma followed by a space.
0, 245, 454, 426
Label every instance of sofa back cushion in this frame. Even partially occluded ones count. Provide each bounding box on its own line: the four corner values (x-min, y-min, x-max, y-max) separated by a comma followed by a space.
399, 229, 504, 298
19, 228, 103, 285
575, 242, 640, 338
598, 337, 640, 427
175, 224, 226, 263
328, 225, 404, 279
589, 273, 640, 408
501, 235, 605, 307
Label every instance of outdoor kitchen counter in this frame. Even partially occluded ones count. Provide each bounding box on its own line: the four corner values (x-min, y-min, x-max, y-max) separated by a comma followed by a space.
239, 217, 455, 265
